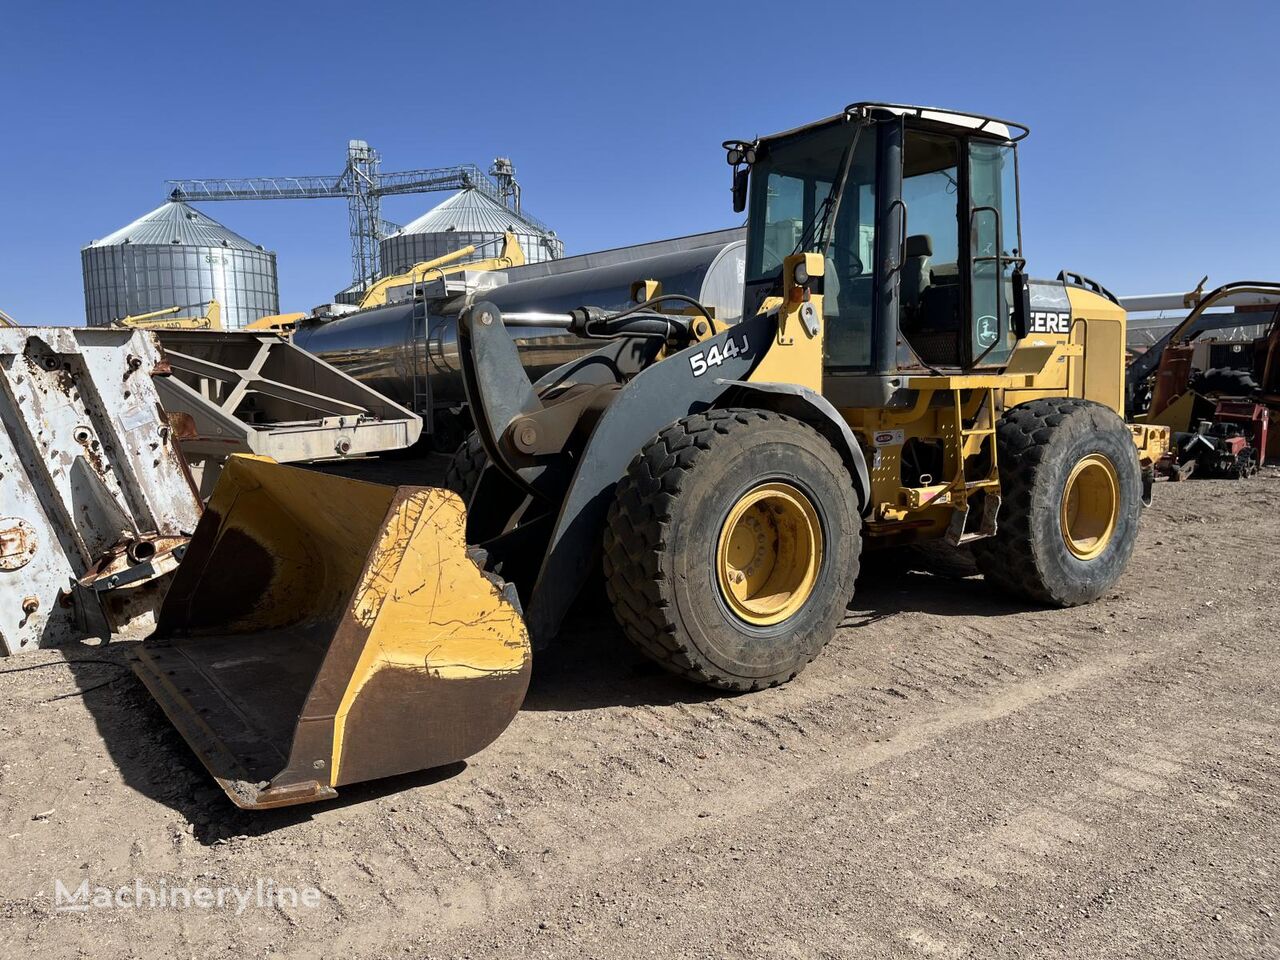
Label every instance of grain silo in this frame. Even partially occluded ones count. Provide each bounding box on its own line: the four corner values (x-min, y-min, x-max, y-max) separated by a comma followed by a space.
378, 188, 563, 278
82, 200, 279, 330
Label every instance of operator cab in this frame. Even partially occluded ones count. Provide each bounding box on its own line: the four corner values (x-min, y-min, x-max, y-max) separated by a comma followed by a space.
728, 102, 1030, 406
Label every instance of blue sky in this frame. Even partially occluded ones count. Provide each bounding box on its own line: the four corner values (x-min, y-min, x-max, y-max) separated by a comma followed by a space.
1, 0, 1276, 324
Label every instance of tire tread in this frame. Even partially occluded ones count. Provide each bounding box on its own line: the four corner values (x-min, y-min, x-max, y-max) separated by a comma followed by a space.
604, 409, 855, 691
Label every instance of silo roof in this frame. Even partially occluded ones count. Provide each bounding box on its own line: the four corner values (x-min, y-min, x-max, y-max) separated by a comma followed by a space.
86, 200, 265, 250
394, 188, 555, 238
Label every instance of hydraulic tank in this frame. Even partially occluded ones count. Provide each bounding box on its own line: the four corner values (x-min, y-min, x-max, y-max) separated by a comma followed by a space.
293, 236, 745, 412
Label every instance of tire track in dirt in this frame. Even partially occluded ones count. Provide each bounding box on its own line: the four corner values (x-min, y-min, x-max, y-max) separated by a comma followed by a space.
399, 609, 1277, 959
3, 476, 1277, 959
339, 599, 1273, 955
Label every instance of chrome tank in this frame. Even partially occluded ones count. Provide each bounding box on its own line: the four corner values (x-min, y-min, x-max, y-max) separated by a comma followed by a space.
293, 237, 745, 411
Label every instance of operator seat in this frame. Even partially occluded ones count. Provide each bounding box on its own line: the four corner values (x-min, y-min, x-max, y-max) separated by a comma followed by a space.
900, 233, 963, 367
901, 234, 932, 313
823, 248, 874, 367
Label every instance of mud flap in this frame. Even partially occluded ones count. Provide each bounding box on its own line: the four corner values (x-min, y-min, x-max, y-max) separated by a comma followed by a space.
131, 455, 531, 810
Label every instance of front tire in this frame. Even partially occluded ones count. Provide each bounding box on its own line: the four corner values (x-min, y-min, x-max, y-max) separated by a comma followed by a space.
444, 431, 487, 504
604, 409, 861, 691
973, 398, 1143, 606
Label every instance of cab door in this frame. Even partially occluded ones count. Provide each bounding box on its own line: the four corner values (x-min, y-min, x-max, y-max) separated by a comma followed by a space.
966, 140, 1022, 366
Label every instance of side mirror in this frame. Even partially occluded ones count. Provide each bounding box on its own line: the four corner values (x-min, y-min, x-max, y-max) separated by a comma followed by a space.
732, 167, 749, 213
1010, 267, 1030, 339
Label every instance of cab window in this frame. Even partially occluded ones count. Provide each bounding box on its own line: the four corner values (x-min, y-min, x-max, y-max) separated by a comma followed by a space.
745, 123, 877, 369
897, 132, 963, 367
968, 141, 1021, 366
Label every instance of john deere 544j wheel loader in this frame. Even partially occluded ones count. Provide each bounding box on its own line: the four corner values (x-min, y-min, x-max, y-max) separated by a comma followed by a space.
133, 102, 1167, 808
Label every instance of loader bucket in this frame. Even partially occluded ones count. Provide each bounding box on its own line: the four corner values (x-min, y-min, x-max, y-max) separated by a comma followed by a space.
130, 455, 531, 810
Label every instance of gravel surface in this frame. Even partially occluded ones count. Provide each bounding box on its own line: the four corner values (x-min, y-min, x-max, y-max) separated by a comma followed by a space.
1, 469, 1278, 959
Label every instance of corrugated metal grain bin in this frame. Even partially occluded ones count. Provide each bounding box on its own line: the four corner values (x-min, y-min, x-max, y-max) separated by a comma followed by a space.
82, 200, 279, 330
379, 188, 563, 277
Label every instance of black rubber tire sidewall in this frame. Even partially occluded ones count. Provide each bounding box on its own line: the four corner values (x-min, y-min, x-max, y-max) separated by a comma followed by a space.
661, 421, 859, 683
984, 402, 1143, 606
1031, 415, 1139, 603
1191, 367, 1258, 397
444, 432, 487, 503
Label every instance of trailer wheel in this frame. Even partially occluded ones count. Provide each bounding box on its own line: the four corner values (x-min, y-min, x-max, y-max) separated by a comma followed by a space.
973, 398, 1142, 606
604, 409, 860, 691
444, 432, 487, 504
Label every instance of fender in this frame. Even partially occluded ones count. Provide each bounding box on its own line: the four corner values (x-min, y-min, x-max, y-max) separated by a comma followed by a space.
715, 379, 871, 516
522, 310, 778, 645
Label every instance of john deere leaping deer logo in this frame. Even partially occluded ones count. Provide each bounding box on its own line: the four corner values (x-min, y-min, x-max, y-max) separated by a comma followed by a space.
976, 315, 999, 349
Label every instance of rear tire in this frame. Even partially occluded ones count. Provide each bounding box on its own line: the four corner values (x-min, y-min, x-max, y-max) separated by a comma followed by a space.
604, 409, 861, 691
973, 398, 1142, 606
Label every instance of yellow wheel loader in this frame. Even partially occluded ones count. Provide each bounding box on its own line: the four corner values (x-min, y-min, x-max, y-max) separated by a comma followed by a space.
117, 300, 223, 331
133, 102, 1166, 808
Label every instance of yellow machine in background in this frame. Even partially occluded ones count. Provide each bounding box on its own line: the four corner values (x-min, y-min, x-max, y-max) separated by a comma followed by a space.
117, 299, 222, 331
237, 233, 527, 338
0, 307, 15, 327
356, 231, 525, 310
135, 102, 1166, 810
243, 311, 308, 334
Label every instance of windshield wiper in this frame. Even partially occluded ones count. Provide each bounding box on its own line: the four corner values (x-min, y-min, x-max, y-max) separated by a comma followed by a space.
790, 194, 835, 259
757, 185, 838, 300
789, 121, 867, 263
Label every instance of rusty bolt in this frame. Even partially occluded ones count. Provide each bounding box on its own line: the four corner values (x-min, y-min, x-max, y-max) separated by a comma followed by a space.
335, 438, 352, 455
21, 596, 39, 616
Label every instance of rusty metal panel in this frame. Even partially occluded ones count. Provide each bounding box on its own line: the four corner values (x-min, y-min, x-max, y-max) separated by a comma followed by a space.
148, 330, 422, 497
0, 327, 202, 655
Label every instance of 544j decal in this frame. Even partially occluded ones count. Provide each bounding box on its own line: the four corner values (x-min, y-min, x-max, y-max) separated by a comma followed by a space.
688, 334, 750, 377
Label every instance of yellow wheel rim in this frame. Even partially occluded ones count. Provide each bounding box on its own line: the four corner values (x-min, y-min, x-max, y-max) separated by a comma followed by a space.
715, 482, 823, 626
1060, 453, 1119, 561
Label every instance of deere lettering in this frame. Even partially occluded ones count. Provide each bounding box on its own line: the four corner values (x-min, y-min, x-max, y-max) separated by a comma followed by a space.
1028, 310, 1071, 335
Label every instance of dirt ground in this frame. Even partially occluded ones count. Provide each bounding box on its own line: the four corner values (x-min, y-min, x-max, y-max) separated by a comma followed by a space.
2, 466, 1279, 959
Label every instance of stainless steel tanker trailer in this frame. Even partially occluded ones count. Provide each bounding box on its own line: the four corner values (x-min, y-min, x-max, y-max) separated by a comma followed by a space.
292, 229, 745, 447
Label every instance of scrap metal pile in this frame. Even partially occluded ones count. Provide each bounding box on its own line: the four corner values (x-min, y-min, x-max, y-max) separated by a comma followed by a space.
0, 327, 201, 654
1126, 280, 1279, 481
0, 324, 420, 655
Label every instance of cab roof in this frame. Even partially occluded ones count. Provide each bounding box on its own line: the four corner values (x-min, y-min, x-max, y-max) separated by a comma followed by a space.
753, 102, 1030, 148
